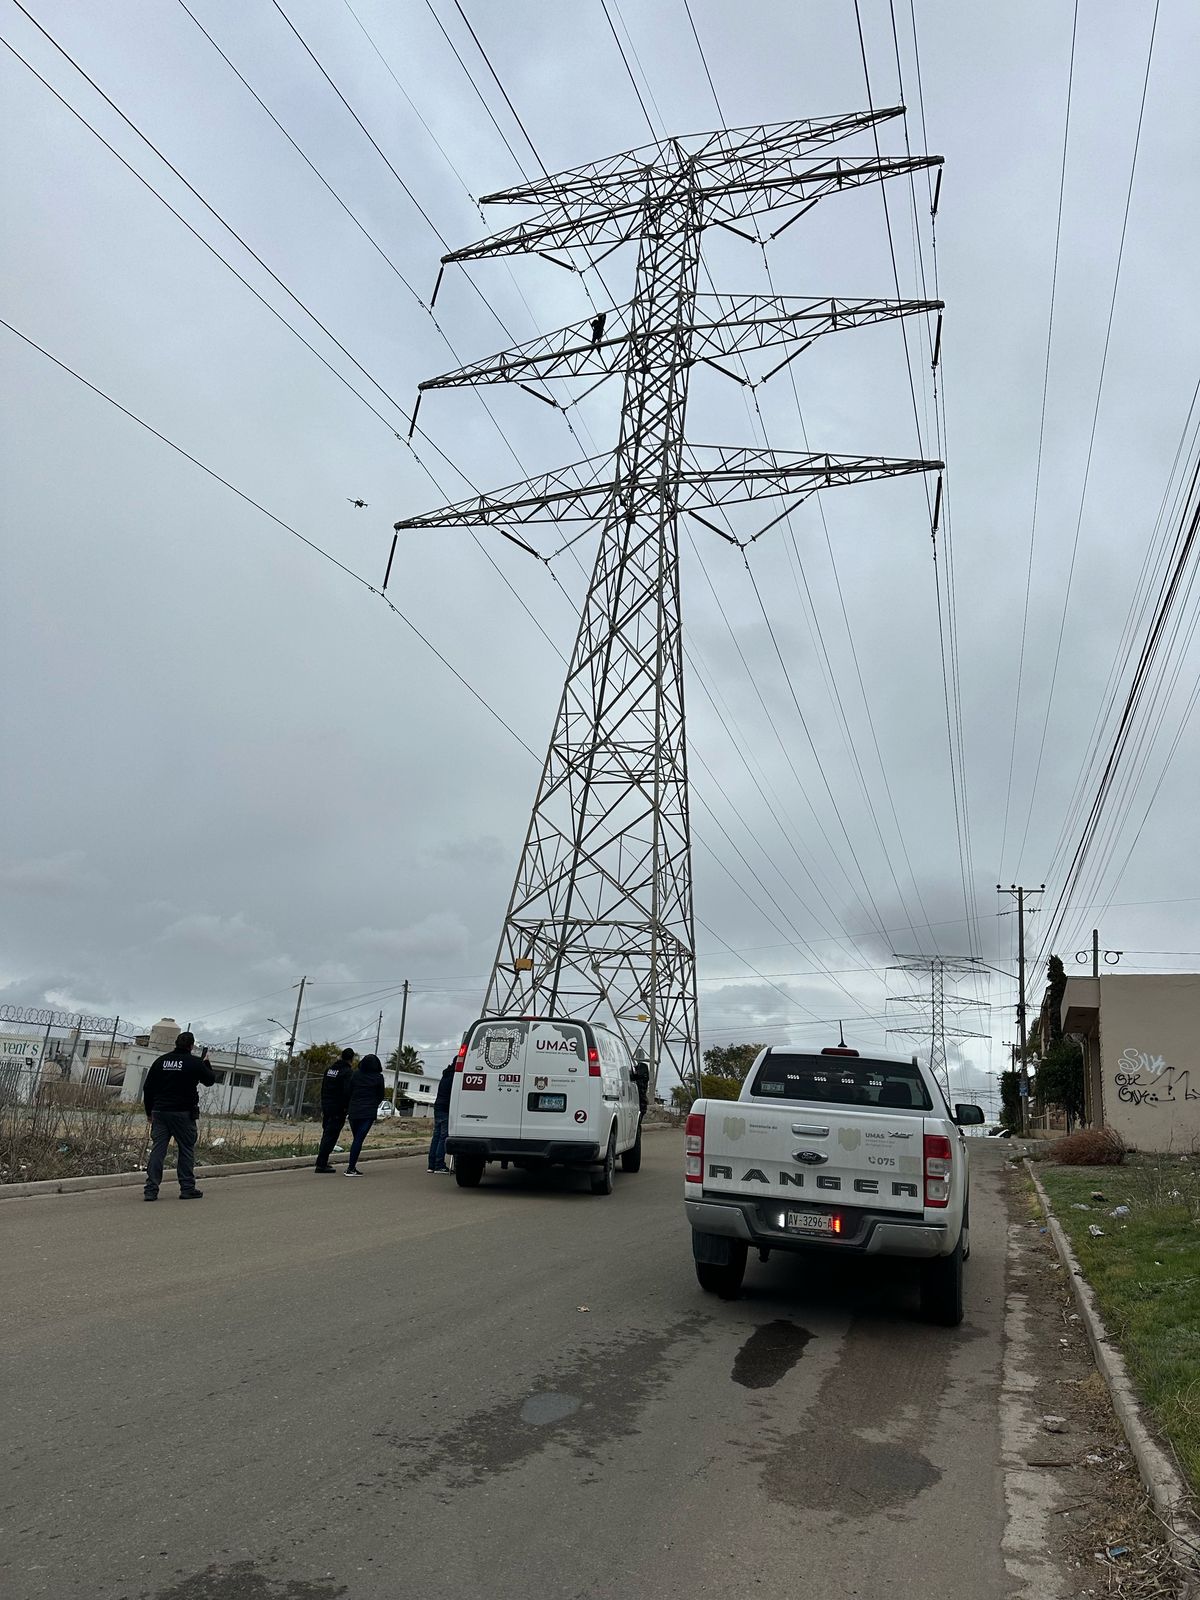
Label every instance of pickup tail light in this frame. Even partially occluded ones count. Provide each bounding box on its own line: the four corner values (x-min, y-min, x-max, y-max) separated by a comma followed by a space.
454, 1042, 468, 1072
924, 1132, 952, 1208
685, 1111, 705, 1184
587, 1046, 602, 1077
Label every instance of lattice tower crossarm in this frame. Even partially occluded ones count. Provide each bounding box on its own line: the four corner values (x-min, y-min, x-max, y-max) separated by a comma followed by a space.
887, 956, 988, 1104
394, 113, 944, 1095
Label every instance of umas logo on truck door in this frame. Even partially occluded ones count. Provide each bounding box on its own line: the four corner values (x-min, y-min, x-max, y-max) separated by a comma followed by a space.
484, 1032, 519, 1069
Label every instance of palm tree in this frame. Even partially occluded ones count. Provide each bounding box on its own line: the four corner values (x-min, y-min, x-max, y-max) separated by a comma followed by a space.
387, 1044, 425, 1076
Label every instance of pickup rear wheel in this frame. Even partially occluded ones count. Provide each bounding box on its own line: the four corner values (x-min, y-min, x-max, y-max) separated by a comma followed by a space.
920, 1233, 964, 1326
695, 1243, 747, 1300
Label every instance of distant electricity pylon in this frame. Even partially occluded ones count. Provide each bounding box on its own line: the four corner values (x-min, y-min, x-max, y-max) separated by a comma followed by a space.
395, 111, 943, 1092
887, 956, 988, 1103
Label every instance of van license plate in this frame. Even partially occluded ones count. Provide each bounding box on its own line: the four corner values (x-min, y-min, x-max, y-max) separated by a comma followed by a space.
528, 1092, 566, 1113
786, 1211, 833, 1234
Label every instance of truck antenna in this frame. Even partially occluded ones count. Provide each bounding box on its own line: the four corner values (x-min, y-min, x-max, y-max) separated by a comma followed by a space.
838, 1021, 846, 1048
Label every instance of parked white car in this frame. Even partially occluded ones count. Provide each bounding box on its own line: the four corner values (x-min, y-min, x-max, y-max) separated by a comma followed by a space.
447, 1016, 643, 1194
684, 1045, 984, 1324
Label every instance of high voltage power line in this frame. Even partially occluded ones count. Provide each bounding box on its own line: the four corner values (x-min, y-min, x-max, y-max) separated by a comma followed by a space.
5, 0, 977, 1052
6, 0, 961, 1005
15, 2, 1185, 1071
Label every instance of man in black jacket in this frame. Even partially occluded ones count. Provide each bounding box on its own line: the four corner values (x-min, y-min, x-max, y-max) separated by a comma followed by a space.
632, 1050, 650, 1119
142, 1030, 216, 1201
314, 1047, 355, 1173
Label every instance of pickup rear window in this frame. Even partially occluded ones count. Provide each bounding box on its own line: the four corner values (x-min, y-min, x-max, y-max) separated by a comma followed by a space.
749, 1053, 933, 1112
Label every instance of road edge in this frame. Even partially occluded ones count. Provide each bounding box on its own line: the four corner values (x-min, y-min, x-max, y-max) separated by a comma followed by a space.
0, 1122, 678, 1201
1025, 1158, 1200, 1578
0, 1142, 426, 1200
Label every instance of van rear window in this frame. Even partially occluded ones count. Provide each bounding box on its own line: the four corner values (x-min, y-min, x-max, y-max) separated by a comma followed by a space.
750, 1054, 933, 1112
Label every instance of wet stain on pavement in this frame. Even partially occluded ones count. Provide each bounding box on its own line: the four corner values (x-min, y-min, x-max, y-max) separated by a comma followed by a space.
761, 1434, 940, 1516
746, 1310, 951, 1522
732, 1320, 813, 1388
149, 1561, 346, 1599
520, 1390, 581, 1425
373, 1314, 706, 1494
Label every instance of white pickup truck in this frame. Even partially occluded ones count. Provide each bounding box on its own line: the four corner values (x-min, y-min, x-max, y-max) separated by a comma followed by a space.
684, 1045, 985, 1324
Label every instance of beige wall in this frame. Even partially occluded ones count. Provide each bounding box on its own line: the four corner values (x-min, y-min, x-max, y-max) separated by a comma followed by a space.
1098, 974, 1200, 1151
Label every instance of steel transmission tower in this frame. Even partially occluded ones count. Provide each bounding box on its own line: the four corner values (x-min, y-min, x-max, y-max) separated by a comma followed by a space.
887, 956, 988, 1103
395, 110, 943, 1092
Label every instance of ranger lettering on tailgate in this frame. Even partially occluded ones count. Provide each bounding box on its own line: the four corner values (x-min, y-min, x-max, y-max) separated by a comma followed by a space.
706, 1163, 918, 1198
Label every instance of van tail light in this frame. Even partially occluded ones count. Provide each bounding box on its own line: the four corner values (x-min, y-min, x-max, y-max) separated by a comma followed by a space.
454, 1042, 468, 1072
685, 1111, 705, 1184
587, 1046, 601, 1077
924, 1133, 952, 1208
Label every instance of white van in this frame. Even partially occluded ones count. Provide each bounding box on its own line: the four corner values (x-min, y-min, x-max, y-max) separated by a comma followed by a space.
446, 1016, 643, 1194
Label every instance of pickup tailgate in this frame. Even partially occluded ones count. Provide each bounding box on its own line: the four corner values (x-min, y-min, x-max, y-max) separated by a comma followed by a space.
701, 1103, 925, 1214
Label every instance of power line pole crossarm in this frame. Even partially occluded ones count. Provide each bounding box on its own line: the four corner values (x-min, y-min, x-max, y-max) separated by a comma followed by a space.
395, 111, 943, 1090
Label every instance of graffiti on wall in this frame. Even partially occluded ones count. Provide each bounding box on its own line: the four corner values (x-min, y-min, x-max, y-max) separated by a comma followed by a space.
1114, 1046, 1199, 1108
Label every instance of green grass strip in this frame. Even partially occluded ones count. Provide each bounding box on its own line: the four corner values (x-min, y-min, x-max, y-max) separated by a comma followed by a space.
1040, 1158, 1200, 1495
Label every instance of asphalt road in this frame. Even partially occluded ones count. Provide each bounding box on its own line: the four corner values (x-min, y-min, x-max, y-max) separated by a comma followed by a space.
1, 1135, 1013, 1600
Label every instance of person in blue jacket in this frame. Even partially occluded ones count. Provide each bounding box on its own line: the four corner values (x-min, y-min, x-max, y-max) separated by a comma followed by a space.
344, 1053, 386, 1176
427, 1059, 455, 1173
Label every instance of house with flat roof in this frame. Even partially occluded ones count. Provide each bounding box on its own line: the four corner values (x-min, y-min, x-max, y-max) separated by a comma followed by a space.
1059, 972, 1200, 1151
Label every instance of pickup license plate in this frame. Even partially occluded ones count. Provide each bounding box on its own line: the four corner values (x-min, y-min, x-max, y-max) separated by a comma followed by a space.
527, 1092, 567, 1113
786, 1210, 834, 1234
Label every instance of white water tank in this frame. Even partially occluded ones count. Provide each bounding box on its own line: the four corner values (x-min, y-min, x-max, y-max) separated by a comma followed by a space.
148, 1017, 179, 1052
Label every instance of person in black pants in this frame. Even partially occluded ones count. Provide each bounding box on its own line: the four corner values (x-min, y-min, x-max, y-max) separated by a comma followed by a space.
142, 1030, 216, 1200
314, 1047, 356, 1173
427, 1060, 455, 1173
632, 1050, 650, 1120
344, 1053, 385, 1176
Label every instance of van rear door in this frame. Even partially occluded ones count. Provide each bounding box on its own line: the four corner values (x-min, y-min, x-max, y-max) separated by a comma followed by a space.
519, 1021, 592, 1142
457, 1019, 529, 1140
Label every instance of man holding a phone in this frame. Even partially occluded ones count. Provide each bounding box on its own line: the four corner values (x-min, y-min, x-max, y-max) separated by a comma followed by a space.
142, 1029, 216, 1201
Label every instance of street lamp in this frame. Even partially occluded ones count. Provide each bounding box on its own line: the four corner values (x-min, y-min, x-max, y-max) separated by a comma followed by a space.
266, 1019, 292, 1117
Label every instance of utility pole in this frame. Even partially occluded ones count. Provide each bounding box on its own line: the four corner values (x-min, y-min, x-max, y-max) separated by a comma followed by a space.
1075, 929, 1121, 975
283, 977, 306, 1120
390, 980, 410, 1108
230, 1035, 240, 1117
887, 956, 987, 1105
997, 886, 1043, 1129
374, 1011, 383, 1054
396, 111, 943, 1093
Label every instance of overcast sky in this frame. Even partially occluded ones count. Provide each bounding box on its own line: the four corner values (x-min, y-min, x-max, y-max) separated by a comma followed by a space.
3, 0, 1198, 1108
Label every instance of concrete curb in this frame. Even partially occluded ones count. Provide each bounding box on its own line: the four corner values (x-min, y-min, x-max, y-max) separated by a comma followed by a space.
0, 1142, 426, 1200
1025, 1159, 1200, 1575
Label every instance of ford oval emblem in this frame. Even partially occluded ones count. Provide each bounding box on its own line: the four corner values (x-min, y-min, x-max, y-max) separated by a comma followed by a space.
793, 1148, 828, 1165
